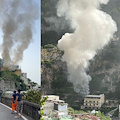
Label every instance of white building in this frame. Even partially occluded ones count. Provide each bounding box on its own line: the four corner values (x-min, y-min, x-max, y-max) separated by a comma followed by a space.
42, 95, 68, 117
42, 95, 60, 101
21, 73, 28, 85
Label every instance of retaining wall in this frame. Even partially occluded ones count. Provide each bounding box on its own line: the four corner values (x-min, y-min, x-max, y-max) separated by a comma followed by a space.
1, 96, 40, 120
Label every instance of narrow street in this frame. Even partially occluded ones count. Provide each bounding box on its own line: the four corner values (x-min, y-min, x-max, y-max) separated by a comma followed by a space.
107, 108, 118, 116
0, 102, 25, 120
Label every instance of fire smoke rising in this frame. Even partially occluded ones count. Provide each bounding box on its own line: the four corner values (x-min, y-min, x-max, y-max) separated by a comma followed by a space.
57, 0, 117, 95
0, 0, 39, 67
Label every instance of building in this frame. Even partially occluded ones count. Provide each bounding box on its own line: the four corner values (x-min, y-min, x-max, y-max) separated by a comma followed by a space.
0, 65, 21, 77
105, 99, 118, 108
14, 69, 21, 76
42, 95, 60, 101
74, 114, 100, 120
82, 94, 105, 110
54, 103, 68, 117
42, 95, 68, 117
21, 73, 28, 85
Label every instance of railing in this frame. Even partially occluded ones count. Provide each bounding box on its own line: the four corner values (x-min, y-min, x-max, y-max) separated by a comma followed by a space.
1, 96, 40, 120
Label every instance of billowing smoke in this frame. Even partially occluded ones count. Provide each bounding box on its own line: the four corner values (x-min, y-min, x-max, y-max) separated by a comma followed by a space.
0, 0, 39, 68
57, 0, 117, 95
45, 16, 70, 33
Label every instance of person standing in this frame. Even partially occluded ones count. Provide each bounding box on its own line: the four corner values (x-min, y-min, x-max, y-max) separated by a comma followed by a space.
11, 91, 17, 114
15, 89, 25, 119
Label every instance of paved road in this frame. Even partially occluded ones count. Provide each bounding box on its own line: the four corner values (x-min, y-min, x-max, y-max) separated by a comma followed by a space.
0, 102, 24, 120
106, 108, 118, 117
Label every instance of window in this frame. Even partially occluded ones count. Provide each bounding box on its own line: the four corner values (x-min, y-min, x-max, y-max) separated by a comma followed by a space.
89, 101, 91, 103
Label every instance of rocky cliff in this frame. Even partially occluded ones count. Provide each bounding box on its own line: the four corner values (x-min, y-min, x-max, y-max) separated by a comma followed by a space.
41, 40, 120, 107
41, 45, 82, 109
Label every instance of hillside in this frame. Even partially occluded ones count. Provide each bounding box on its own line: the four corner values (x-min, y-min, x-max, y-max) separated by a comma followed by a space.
89, 38, 120, 99
41, 40, 120, 109
0, 69, 27, 92
41, 44, 82, 109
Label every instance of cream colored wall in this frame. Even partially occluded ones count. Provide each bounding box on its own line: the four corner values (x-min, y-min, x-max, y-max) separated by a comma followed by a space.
84, 95, 105, 108
84, 98, 101, 107
14, 69, 21, 76
101, 95, 105, 104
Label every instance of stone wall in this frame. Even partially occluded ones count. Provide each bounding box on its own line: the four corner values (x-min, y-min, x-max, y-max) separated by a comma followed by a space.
1, 96, 40, 120
0, 80, 15, 92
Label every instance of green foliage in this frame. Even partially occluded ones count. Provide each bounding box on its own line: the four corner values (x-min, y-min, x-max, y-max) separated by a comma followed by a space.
100, 105, 116, 114
0, 69, 27, 90
44, 60, 52, 68
112, 72, 118, 81
1, 69, 15, 81
106, 91, 115, 99
24, 90, 40, 104
95, 111, 112, 120
44, 44, 56, 48
114, 81, 120, 99
74, 110, 87, 114
89, 74, 104, 94
30, 81, 37, 88
112, 108, 118, 117
40, 96, 48, 120
68, 107, 74, 115
2, 92, 5, 96
20, 82, 27, 91
50, 66, 82, 109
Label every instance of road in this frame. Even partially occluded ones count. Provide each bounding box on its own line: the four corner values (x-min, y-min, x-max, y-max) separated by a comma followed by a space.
106, 108, 118, 118
0, 102, 25, 120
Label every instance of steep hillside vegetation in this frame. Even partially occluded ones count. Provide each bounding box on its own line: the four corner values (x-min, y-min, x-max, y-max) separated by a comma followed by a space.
41, 44, 82, 109
89, 38, 120, 99
0, 69, 27, 91
41, 39, 120, 108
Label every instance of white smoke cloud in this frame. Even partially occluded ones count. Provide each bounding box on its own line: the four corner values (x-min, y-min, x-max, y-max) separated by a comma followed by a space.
0, 0, 39, 67
57, 0, 117, 95
45, 16, 69, 32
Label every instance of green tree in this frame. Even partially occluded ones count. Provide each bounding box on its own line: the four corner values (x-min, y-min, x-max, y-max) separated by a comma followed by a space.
24, 90, 40, 104
30, 82, 37, 88
0, 69, 27, 90
40, 96, 48, 120
68, 107, 74, 115
20, 82, 27, 91
95, 111, 112, 120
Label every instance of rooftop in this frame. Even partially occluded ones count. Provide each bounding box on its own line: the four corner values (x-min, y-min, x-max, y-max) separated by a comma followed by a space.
42, 95, 59, 97
85, 94, 104, 98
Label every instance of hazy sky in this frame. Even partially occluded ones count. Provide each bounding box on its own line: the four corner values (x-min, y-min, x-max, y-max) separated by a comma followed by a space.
19, 19, 40, 85
0, 0, 40, 85
19, 0, 40, 85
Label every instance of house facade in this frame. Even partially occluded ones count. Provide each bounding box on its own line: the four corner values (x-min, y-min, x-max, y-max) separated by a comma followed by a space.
42, 95, 68, 117
82, 94, 105, 110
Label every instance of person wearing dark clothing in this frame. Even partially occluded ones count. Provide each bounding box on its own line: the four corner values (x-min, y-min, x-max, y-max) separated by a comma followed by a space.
15, 89, 25, 119
11, 91, 17, 114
